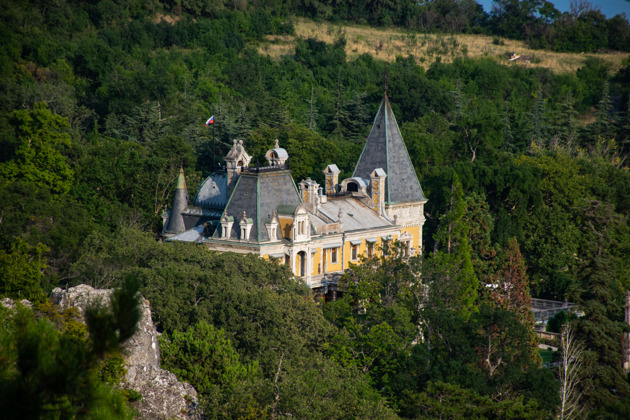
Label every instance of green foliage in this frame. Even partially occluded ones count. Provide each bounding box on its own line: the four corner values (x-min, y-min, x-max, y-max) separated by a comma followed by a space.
0, 238, 49, 302
428, 174, 479, 321
161, 321, 264, 418
569, 201, 630, 412
98, 352, 127, 385
401, 381, 549, 419
0, 2, 629, 417
0, 279, 141, 419
86, 275, 141, 357
0, 104, 74, 197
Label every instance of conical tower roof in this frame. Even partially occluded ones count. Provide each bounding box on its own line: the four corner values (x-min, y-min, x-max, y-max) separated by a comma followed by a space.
165, 167, 189, 234
353, 96, 425, 205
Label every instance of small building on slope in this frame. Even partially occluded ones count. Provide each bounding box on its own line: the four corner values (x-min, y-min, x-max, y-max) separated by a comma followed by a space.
163, 94, 427, 290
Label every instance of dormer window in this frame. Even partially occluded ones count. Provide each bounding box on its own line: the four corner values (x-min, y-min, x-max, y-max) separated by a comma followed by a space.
239, 211, 253, 241
220, 212, 234, 239
265, 211, 279, 242
292, 205, 309, 242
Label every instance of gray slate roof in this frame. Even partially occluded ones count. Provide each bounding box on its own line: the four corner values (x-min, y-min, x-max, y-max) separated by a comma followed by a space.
194, 173, 229, 209
315, 197, 392, 232
166, 225, 204, 243
353, 96, 426, 204
212, 169, 302, 242
164, 168, 189, 234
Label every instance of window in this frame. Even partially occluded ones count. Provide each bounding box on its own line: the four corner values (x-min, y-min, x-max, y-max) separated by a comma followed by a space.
367, 243, 374, 258
402, 241, 411, 257
383, 240, 390, 256
351, 244, 359, 260
331, 247, 338, 264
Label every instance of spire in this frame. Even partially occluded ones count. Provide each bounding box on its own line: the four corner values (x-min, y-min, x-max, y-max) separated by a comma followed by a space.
353, 97, 425, 205
176, 166, 187, 190
383, 63, 388, 98
165, 166, 189, 234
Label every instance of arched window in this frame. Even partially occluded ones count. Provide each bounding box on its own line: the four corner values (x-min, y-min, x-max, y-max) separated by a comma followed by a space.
347, 182, 359, 192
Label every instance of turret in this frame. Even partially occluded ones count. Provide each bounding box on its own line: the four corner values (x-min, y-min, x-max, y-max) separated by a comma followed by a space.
224, 139, 251, 194
164, 167, 189, 234
265, 139, 288, 167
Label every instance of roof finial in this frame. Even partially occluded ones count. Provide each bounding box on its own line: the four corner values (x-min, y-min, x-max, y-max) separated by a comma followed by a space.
383, 63, 388, 98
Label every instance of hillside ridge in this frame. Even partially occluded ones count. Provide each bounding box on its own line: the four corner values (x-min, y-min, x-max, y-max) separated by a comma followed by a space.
259, 18, 628, 74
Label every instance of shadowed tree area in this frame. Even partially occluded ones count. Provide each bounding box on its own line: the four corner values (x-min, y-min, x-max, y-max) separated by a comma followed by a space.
1, 1, 629, 417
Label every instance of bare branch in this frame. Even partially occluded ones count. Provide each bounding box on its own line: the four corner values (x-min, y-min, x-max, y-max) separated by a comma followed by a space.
559, 324, 585, 420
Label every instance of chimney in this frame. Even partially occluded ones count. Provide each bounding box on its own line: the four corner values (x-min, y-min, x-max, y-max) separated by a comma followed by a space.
370, 168, 387, 216
324, 164, 340, 196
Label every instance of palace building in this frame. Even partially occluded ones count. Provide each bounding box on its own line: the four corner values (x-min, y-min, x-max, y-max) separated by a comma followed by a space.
163, 93, 427, 290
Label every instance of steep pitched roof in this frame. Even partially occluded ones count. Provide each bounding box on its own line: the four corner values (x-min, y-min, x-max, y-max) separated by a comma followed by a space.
353, 96, 426, 205
165, 167, 189, 234
193, 173, 229, 209
212, 169, 302, 242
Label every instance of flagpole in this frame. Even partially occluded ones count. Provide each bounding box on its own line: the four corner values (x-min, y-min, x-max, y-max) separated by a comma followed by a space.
206, 115, 216, 171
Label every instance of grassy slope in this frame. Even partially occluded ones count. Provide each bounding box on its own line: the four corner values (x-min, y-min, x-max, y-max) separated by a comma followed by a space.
260, 18, 628, 74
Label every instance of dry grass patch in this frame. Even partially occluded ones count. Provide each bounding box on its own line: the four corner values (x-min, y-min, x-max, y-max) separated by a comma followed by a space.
258, 18, 628, 74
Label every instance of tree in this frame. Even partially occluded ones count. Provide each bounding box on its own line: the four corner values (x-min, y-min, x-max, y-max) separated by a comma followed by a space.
554, 91, 578, 151
558, 324, 585, 420
428, 173, 479, 321
402, 380, 549, 419
529, 86, 548, 152
0, 238, 49, 303
488, 238, 534, 330
0, 277, 141, 418
0, 103, 74, 197
324, 241, 421, 397
587, 78, 615, 148
569, 200, 630, 414
160, 321, 265, 418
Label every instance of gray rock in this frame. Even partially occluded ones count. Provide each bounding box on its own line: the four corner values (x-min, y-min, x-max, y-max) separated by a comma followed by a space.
1, 297, 33, 309
122, 365, 200, 420
51, 284, 113, 315
50, 285, 200, 419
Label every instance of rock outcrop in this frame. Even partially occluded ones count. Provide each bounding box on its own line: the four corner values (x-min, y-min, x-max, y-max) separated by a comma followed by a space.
51, 285, 200, 419
1, 297, 32, 309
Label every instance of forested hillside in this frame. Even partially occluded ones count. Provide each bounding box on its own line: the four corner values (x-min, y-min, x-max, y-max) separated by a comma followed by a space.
1, 0, 630, 418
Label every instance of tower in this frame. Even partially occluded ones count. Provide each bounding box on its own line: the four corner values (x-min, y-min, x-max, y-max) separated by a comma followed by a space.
164, 167, 189, 235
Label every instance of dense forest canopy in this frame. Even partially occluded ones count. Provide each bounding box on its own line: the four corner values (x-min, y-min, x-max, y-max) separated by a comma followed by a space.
1, 0, 630, 418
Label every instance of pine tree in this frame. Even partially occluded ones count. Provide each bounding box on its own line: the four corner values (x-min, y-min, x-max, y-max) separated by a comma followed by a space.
529, 86, 547, 152
502, 100, 515, 151
489, 238, 534, 329
329, 70, 349, 139
592, 79, 614, 142
428, 174, 479, 321
569, 201, 630, 413
558, 91, 578, 151
306, 85, 319, 132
